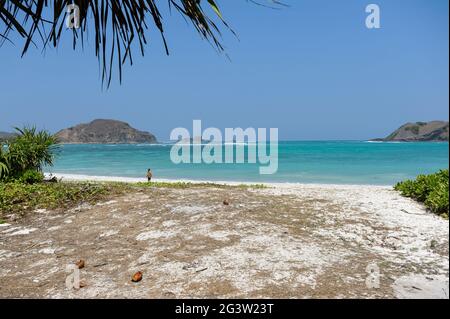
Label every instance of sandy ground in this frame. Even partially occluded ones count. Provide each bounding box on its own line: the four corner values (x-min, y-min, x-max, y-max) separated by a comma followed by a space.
0, 175, 448, 299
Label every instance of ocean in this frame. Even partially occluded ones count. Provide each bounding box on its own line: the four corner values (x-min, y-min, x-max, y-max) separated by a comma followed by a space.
47, 141, 449, 185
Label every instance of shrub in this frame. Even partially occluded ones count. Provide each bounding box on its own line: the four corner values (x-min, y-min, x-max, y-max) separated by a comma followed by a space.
0, 147, 9, 180
0, 127, 58, 181
0, 182, 124, 215
0, 162, 8, 180
395, 170, 449, 217
19, 170, 44, 184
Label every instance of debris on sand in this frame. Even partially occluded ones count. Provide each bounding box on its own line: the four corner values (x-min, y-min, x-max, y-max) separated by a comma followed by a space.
76, 259, 85, 269
132, 271, 143, 283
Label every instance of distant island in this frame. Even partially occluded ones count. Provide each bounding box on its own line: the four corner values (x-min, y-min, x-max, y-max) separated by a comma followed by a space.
178, 137, 211, 144
55, 119, 158, 144
372, 121, 449, 142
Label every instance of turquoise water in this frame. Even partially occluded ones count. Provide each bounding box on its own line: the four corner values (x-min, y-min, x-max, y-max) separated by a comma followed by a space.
47, 141, 449, 185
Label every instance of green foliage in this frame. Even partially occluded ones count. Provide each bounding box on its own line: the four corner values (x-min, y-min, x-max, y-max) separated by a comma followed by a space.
395, 170, 449, 217
0, 1, 257, 87
0, 127, 58, 181
0, 145, 9, 179
0, 182, 125, 215
0, 158, 8, 180
19, 170, 44, 184
0, 162, 8, 178
136, 181, 268, 189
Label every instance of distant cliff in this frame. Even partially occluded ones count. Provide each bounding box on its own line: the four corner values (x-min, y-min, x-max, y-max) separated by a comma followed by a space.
373, 121, 449, 142
55, 119, 157, 144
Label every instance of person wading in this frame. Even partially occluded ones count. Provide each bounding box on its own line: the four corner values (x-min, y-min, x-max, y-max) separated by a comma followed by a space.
146, 169, 153, 182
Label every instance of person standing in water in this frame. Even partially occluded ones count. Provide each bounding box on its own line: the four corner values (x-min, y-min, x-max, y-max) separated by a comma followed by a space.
146, 169, 153, 182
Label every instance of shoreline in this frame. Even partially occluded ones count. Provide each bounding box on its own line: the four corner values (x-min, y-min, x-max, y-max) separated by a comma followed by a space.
45, 173, 393, 190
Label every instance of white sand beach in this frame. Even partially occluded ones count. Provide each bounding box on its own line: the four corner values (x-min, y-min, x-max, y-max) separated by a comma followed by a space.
1, 173, 448, 298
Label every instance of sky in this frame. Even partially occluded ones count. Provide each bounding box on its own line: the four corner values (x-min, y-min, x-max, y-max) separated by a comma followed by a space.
0, 0, 448, 141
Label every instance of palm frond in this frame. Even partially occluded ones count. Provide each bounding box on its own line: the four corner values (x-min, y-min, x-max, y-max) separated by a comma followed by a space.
0, 0, 286, 87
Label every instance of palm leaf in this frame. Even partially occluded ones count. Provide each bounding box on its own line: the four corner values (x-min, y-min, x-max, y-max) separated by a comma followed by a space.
0, 0, 286, 87
0, 162, 8, 179
0, 145, 9, 179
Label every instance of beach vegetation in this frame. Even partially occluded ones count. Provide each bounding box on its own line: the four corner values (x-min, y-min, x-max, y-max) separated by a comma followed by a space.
0, 182, 125, 215
0, 127, 58, 182
395, 169, 449, 218
0, 157, 8, 180
136, 181, 268, 189
18, 170, 45, 184
0, 179, 267, 217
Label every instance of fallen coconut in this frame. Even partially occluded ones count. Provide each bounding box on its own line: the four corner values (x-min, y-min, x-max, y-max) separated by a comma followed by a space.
132, 271, 143, 282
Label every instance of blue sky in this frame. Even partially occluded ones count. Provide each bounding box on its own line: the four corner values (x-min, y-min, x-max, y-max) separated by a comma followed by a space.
0, 0, 448, 140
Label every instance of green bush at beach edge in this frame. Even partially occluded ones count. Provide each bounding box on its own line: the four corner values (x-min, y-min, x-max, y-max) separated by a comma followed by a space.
395, 169, 449, 218
0, 182, 127, 215
0, 127, 57, 182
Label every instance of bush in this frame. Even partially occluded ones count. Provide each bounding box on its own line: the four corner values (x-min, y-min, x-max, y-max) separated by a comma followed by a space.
0, 148, 9, 180
19, 170, 44, 184
0, 182, 125, 215
0, 127, 58, 181
395, 170, 449, 217
0, 162, 8, 179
